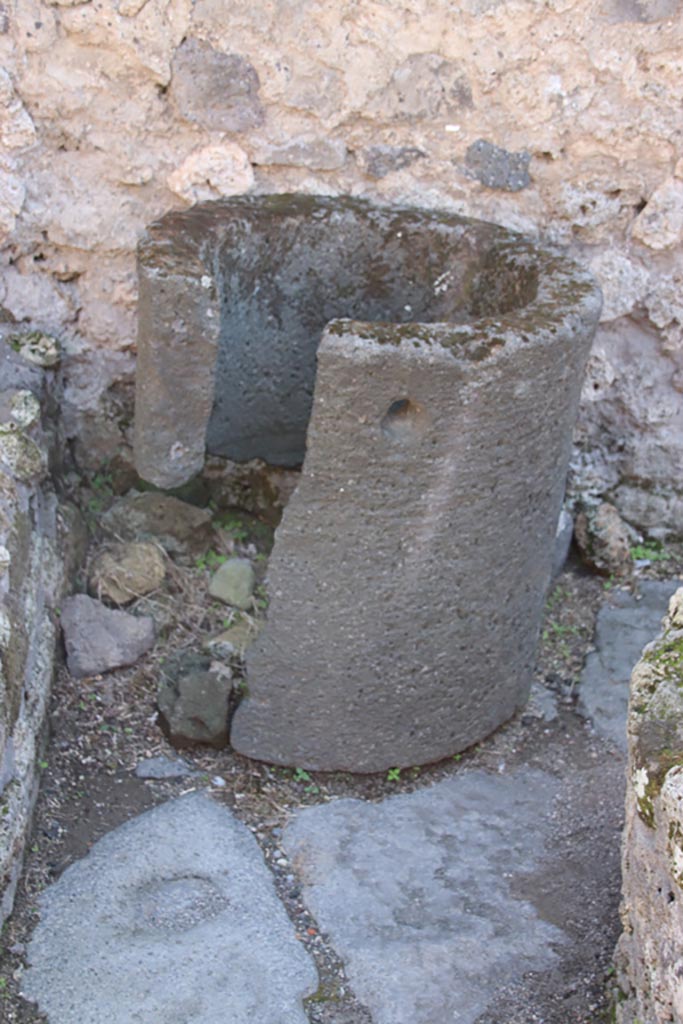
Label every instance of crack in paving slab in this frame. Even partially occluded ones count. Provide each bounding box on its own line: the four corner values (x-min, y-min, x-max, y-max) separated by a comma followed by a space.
22, 792, 318, 1024
282, 768, 565, 1024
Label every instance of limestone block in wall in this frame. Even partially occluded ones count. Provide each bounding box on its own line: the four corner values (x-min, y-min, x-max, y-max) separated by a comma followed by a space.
0, 336, 74, 926
615, 588, 683, 1023
632, 179, 683, 251
166, 143, 254, 204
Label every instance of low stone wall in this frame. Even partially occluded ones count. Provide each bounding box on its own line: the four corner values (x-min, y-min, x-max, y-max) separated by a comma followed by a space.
615, 587, 683, 1023
0, 332, 78, 924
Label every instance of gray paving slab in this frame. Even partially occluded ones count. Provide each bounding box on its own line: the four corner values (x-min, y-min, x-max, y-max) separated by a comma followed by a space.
23, 792, 317, 1024
579, 579, 681, 750
282, 768, 565, 1024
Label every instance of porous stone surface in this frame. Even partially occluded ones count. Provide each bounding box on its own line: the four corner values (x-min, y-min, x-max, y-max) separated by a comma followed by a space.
0, 340, 73, 926
282, 768, 564, 1024
615, 588, 683, 1024
170, 38, 264, 132
0, 4, 680, 530
464, 139, 532, 192
22, 793, 318, 1024
579, 580, 680, 751
60, 593, 155, 678
222, 205, 601, 770
208, 558, 255, 609
88, 540, 166, 605
101, 492, 214, 557
157, 652, 232, 748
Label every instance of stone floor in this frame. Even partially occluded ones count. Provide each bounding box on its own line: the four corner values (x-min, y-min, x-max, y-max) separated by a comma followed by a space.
15, 578, 682, 1023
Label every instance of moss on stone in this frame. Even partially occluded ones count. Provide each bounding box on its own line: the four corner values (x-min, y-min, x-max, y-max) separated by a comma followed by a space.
0, 426, 46, 482
631, 613, 683, 827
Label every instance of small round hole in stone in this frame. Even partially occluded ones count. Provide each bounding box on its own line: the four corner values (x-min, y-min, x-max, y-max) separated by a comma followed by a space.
380, 398, 424, 441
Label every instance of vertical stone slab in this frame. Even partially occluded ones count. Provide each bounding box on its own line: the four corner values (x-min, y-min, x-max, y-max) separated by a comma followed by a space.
134, 209, 221, 489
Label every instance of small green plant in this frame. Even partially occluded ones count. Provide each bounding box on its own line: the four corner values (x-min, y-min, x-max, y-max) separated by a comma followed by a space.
195, 550, 228, 571
91, 470, 113, 494
293, 767, 311, 783
630, 542, 670, 562
386, 767, 401, 782
542, 619, 580, 642
0, 976, 7, 991
38, 759, 48, 770
545, 585, 568, 611
452, 753, 462, 762
218, 515, 249, 543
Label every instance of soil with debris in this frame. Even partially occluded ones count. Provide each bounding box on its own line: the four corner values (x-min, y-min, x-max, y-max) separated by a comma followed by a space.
1, 474, 682, 1023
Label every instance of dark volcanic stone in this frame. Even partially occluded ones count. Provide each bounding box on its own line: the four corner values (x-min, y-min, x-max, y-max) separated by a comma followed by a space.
465, 139, 531, 192
157, 653, 232, 749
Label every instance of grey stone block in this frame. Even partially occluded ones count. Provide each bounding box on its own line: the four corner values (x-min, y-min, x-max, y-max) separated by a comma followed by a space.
23, 793, 317, 1023
134, 195, 601, 770
282, 768, 563, 1024
170, 38, 263, 132
60, 594, 155, 678
208, 557, 255, 609
157, 652, 232, 749
465, 139, 531, 192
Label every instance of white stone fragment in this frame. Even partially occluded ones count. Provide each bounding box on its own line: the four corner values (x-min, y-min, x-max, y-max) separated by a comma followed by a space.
166, 144, 254, 204
118, 0, 150, 15
632, 178, 683, 250
589, 250, 649, 322
10, 391, 40, 429
0, 608, 11, 647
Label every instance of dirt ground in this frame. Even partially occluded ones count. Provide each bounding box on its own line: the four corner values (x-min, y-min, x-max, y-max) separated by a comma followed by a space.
1, 485, 681, 1023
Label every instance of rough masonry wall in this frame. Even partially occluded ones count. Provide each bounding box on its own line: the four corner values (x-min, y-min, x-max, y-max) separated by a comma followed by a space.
0, 0, 682, 532
615, 588, 683, 1023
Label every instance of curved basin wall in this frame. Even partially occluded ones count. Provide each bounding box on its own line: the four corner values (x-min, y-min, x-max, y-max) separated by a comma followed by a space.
206, 200, 536, 466
134, 195, 602, 772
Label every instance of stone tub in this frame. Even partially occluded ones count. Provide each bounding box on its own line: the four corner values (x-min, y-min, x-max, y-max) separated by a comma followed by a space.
134, 195, 601, 772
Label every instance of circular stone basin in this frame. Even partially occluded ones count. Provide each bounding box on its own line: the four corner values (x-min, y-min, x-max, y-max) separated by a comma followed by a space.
134, 195, 602, 772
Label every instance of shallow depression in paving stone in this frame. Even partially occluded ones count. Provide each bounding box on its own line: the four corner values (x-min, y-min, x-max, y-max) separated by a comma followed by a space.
22, 793, 317, 1024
